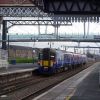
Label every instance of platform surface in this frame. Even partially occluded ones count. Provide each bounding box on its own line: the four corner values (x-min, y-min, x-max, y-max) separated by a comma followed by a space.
33, 62, 100, 100
0, 63, 38, 75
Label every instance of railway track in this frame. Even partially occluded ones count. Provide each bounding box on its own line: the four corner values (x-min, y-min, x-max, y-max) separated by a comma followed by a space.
0, 62, 94, 100
24, 62, 93, 100
0, 73, 46, 95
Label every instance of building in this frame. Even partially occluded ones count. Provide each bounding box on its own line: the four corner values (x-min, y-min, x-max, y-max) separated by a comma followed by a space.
8, 45, 33, 59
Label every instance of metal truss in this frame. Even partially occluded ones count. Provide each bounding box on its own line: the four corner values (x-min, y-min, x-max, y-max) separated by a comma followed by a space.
4, 15, 100, 30
1, 38, 100, 43
51, 15, 100, 22
0, 5, 100, 22
64, 46, 100, 49
42, 0, 100, 15
6, 20, 72, 27
5, 15, 100, 25
0, 6, 48, 17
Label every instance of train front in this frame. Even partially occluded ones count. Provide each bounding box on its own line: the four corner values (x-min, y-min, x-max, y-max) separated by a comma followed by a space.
38, 48, 56, 74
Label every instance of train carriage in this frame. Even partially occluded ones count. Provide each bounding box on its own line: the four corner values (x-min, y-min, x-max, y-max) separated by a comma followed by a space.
38, 48, 87, 75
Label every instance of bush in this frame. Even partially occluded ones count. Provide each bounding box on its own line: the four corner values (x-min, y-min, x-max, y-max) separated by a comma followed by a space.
9, 57, 38, 64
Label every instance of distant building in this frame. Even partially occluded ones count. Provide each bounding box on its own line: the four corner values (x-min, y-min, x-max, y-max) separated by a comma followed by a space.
8, 45, 33, 59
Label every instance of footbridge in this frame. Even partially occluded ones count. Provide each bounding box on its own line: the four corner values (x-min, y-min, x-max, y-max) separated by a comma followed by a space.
1, 34, 100, 42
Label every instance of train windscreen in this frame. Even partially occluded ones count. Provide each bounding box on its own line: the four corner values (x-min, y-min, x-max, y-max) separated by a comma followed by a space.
42, 48, 50, 60
42, 48, 56, 60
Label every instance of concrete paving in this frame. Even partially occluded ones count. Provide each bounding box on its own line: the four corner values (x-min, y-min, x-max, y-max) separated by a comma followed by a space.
0, 63, 38, 75
70, 63, 100, 100
33, 62, 100, 100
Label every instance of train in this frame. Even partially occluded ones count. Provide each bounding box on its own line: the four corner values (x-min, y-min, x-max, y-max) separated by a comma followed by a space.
37, 48, 87, 75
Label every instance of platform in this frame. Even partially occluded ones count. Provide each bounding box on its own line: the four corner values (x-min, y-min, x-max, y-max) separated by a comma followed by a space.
0, 63, 38, 75
33, 62, 100, 100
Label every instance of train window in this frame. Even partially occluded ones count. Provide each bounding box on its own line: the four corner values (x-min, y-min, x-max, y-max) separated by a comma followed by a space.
64, 54, 70, 61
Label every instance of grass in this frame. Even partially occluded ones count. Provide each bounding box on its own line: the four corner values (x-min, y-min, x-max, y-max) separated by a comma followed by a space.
9, 57, 38, 64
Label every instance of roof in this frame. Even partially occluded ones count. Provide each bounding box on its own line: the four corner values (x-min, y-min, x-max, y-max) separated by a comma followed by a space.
9, 45, 33, 50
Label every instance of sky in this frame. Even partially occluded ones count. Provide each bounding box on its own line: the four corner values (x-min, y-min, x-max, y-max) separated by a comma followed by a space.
8, 22, 100, 36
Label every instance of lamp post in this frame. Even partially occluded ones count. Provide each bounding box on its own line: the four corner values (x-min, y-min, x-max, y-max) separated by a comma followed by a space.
8, 34, 9, 61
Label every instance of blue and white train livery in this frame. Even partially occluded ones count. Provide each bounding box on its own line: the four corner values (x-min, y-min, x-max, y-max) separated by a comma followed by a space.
38, 48, 87, 74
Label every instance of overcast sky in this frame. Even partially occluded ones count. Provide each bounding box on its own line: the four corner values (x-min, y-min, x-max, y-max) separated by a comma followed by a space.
8, 22, 100, 36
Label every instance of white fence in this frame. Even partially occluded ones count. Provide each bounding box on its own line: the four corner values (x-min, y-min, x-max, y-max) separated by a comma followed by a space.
0, 49, 8, 68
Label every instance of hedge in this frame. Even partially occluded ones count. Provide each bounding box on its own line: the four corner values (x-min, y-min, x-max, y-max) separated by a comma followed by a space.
9, 57, 38, 64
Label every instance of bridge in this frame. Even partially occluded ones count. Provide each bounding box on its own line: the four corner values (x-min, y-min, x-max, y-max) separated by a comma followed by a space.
0, 34, 100, 42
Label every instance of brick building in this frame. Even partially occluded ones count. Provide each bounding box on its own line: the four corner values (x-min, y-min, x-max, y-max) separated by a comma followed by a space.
8, 45, 33, 59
